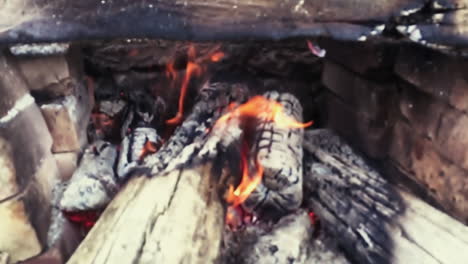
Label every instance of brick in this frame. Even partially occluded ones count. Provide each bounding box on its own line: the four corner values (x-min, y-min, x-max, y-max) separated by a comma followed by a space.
322, 61, 396, 121
436, 108, 468, 171
13, 48, 83, 96
325, 93, 392, 159
390, 121, 468, 222
395, 45, 468, 111
53, 152, 78, 181
40, 81, 91, 153
0, 195, 43, 263
398, 82, 448, 140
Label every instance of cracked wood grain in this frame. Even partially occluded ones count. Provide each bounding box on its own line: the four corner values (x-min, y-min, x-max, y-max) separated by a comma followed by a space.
68, 163, 224, 264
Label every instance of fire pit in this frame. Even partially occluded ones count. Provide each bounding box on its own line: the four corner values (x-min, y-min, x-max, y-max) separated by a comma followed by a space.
1, 1, 468, 264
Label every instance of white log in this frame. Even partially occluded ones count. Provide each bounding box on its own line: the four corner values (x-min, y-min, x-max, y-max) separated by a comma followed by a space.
67, 163, 225, 264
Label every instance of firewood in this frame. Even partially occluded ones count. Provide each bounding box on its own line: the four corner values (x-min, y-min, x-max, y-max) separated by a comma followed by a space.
143, 80, 249, 174
67, 162, 225, 264
243, 92, 304, 217
303, 129, 468, 264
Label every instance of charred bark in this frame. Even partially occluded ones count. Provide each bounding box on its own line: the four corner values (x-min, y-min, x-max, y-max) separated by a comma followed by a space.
303, 129, 468, 264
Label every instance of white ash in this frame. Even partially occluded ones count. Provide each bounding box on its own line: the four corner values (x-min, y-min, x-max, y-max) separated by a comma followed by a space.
58, 140, 119, 211
243, 91, 304, 217
117, 127, 161, 181
9, 43, 70, 56
0, 93, 35, 124
222, 210, 348, 264
144, 81, 249, 175
99, 100, 127, 117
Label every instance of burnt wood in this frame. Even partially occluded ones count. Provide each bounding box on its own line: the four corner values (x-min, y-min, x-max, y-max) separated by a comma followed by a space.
303, 129, 468, 264
2, 0, 468, 49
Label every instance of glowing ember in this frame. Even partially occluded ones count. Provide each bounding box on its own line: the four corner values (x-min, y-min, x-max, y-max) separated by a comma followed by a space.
63, 210, 101, 231
216, 96, 313, 129
210, 51, 225, 62
307, 40, 326, 58
138, 140, 159, 161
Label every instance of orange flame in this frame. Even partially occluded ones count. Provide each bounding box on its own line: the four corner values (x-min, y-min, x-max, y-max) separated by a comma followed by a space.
138, 140, 159, 161
210, 51, 225, 62
166, 45, 225, 126
225, 146, 264, 207
222, 96, 312, 228
216, 96, 313, 129
165, 61, 178, 81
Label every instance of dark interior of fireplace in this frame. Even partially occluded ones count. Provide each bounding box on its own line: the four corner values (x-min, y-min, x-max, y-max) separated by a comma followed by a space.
2, 36, 468, 264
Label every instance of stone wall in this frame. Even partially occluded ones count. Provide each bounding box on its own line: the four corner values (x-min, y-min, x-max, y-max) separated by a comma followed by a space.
319, 40, 468, 224
0, 48, 90, 263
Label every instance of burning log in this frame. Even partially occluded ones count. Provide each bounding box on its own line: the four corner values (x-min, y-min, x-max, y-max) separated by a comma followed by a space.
303, 129, 468, 264
243, 92, 308, 217
67, 163, 225, 264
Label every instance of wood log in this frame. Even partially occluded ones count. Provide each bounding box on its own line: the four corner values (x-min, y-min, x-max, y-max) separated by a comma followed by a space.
67, 162, 225, 264
303, 129, 468, 264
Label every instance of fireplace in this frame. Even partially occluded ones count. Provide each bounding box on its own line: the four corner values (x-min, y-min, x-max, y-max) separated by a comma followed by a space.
1, 1, 468, 264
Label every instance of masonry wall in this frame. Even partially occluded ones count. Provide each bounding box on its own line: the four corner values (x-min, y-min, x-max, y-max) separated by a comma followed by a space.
319, 40, 468, 224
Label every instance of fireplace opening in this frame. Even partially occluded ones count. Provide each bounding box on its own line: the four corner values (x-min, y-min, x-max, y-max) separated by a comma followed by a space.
1, 38, 468, 264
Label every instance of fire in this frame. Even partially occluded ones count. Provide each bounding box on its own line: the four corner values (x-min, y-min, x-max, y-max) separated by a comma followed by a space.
166, 61, 202, 125
165, 45, 225, 125
210, 51, 225, 62
221, 96, 312, 228
216, 96, 313, 129
225, 145, 263, 207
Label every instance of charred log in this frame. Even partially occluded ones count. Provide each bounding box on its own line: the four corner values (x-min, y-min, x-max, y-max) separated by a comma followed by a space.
243, 92, 305, 218
303, 129, 468, 264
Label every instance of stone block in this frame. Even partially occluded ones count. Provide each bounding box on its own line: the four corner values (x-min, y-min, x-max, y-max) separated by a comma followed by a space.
398, 82, 448, 140
40, 81, 91, 153
436, 108, 468, 171
389, 121, 468, 223
322, 61, 396, 121
395, 45, 468, 111
325, 93, 392, 159
53, 152, 78, 181
12, 48, 84, 97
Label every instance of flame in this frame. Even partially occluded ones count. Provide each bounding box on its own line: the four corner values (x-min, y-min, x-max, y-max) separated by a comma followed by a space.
216, 96, 313, 129
166, 45, 202, 125
221, 96, 312, 228
165, 45, 225, 126
225, 143, 264, 207
210, 51, 225, 62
